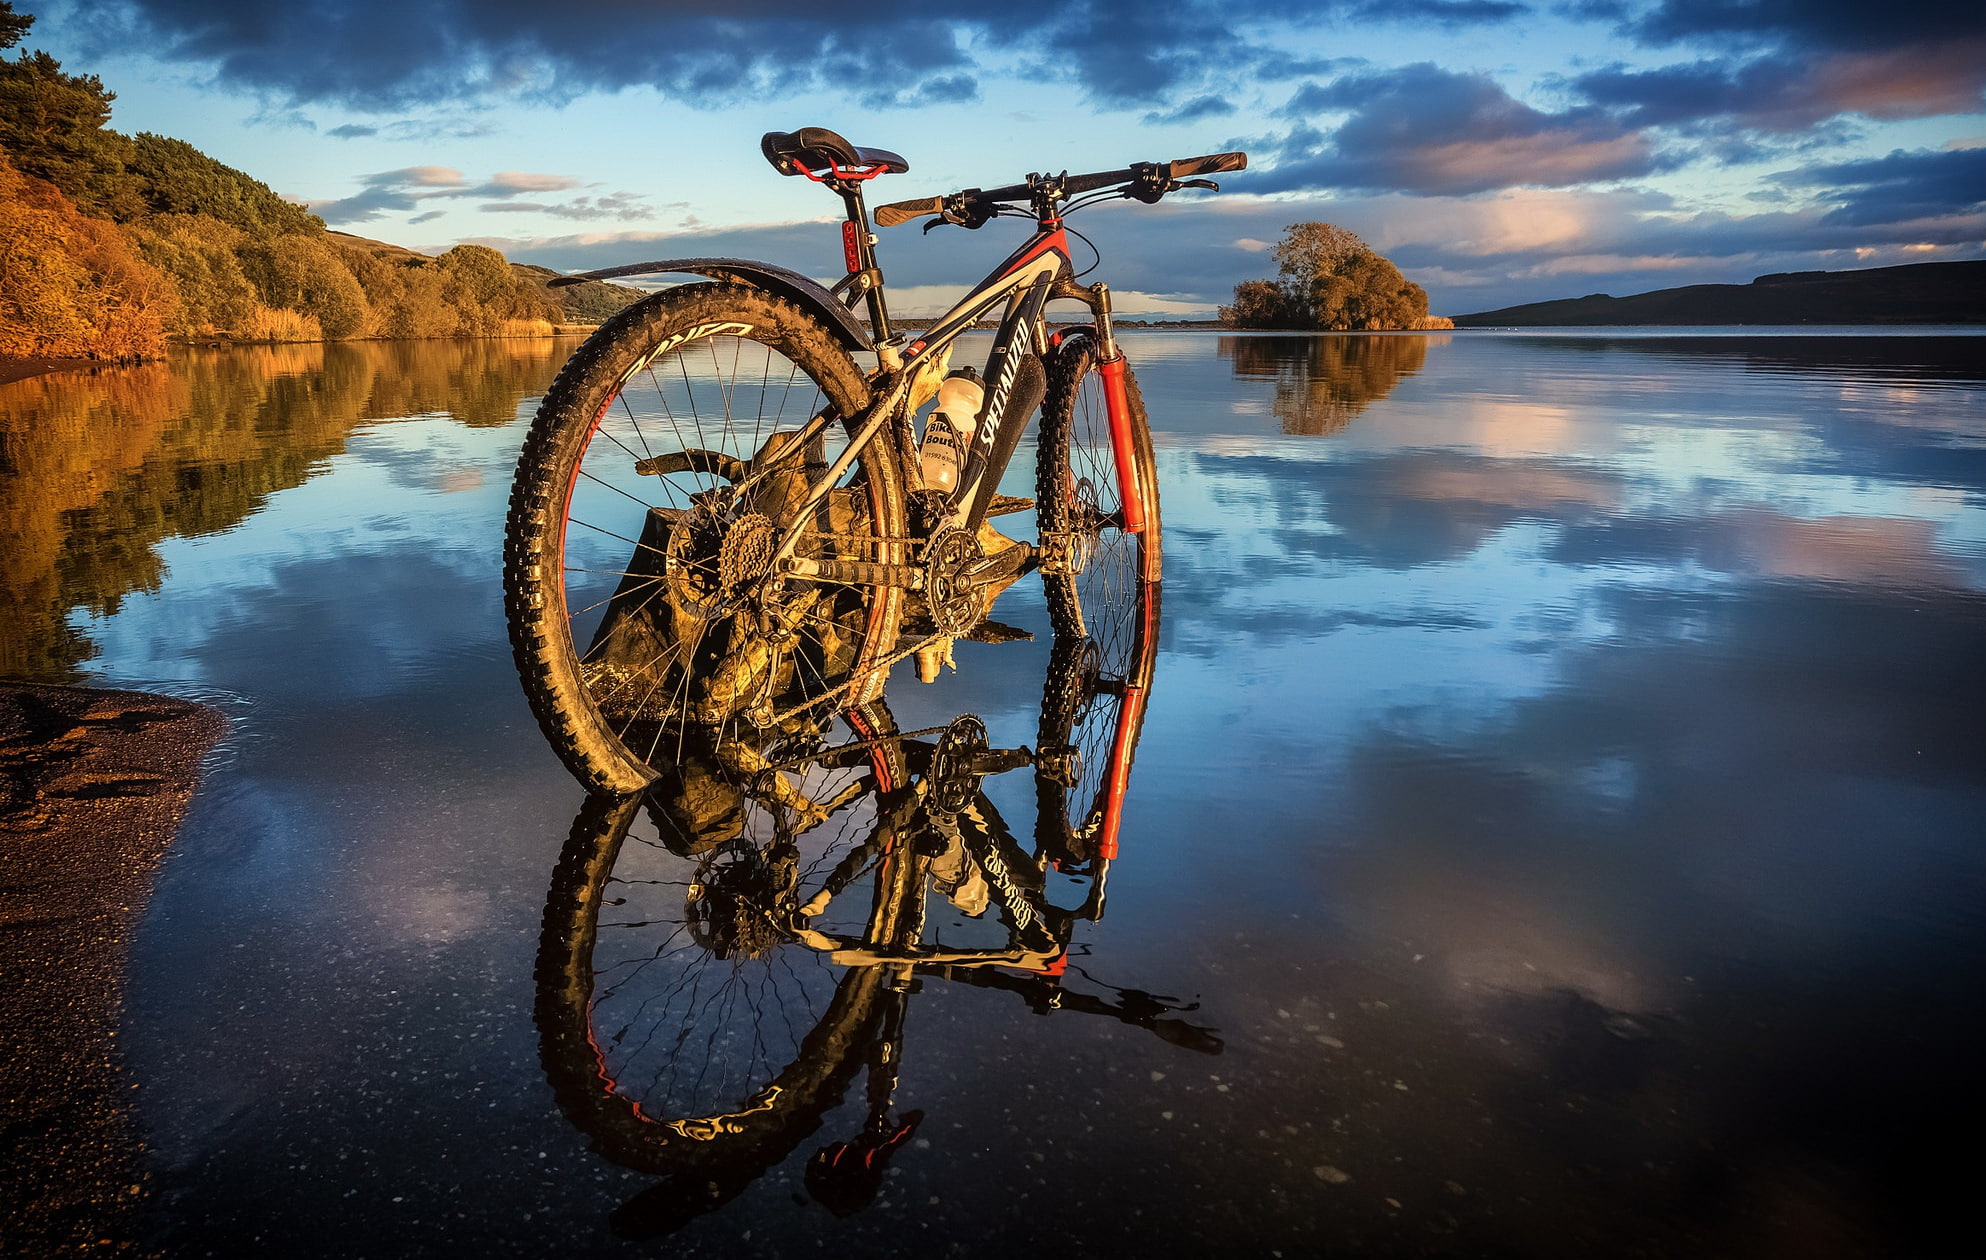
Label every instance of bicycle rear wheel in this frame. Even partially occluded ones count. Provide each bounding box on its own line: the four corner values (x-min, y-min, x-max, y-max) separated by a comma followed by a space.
506, 284, 907, 794
1036, 333, 1162, 643
535, 707, 915, 1176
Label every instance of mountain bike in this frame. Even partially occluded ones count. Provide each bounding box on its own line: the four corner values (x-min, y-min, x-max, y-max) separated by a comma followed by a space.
504, 126, 1243, 794
532, 598, 1203, 1226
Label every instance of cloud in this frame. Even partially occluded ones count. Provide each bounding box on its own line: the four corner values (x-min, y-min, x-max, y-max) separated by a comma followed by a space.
1777, 146, 1986, 228
1579, 0, 1986, 135
474, 171, 581, 196
475, 168, 1983, 316
53, 0, 1536, 111
326, 123, 378, 140
474, 192, 658, 221
1575, 43, 1986, 133
385, 166, 470, 189
305, 167, 458, 223
1257, 63, 1664, 195
306, 165, 650, 226
1356, 0, 1526, 24
1627, 0, 1985, 54
1142, 95, 1237, 127
54, 0, 983, 109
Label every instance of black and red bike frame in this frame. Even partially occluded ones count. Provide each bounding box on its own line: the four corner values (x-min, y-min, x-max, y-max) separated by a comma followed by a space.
741, 166, 1156, 580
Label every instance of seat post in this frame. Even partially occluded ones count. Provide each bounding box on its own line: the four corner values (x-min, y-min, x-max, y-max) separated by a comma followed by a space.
834, 181, 893, 345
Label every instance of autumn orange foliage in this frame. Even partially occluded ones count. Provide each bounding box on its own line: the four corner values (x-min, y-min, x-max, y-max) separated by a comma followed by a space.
0, 144, 174, 359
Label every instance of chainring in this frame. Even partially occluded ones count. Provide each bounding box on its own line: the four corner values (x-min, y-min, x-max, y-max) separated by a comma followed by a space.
921, 526, 985, 635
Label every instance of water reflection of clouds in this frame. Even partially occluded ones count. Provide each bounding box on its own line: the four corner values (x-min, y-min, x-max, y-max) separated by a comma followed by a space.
1167, 435, 1981, 598
0, 341, 562, 680
26, 332, 1981, 1254
1551, 507, 1979, 589
1148, 336, 1986, 916
1331, 583, 1986, 952
79, 419, 518, 681
1165, 577, 1986, 1229
352, 422, 512, 497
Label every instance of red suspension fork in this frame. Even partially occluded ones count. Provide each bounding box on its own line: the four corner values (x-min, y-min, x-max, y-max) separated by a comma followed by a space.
1094, 577, 1156, 861
1083, 280, 1151, 574
1095, 354, 1146, 540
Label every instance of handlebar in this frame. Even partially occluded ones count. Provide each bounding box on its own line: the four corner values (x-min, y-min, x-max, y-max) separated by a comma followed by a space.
873, 151, 1246, 228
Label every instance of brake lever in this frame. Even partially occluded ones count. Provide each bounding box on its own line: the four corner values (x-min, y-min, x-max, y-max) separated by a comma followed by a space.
1176, 178, 1220, 192
929, 190, 993, 231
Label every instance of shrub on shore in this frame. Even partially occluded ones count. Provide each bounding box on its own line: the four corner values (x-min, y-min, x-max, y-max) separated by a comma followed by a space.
237, 305, 324, 344
0, 148, 175, 359
498, 318, 556, 338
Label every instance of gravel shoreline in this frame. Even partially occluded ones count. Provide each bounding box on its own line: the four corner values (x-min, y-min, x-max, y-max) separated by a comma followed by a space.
0, 682, 227, 1257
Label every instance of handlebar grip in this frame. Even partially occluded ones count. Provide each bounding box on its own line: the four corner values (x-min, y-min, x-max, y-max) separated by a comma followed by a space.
1169, 152, 1248, 179
874, 196, 944, 227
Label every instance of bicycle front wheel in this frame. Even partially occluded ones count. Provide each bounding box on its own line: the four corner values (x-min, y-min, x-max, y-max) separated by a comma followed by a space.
506, 284, 907, 793
1036, 580, 1162, 868
1037, 334, 1162, 642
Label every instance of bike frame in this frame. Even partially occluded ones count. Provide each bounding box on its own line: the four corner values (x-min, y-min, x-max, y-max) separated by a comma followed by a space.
761, 200, 1145, 579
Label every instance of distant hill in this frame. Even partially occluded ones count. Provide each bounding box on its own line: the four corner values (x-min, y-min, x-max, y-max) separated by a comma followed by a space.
511, 263, 645, 325
1453, 261, 1986, 327
330, 237, 645, 325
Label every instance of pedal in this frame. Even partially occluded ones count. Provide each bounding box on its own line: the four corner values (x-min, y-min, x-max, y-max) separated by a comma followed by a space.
985, 494, 1034, 517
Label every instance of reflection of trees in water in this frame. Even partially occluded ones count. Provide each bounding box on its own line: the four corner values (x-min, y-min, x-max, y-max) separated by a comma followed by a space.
0, 339, 565, 678
1220, 334, 1444, 435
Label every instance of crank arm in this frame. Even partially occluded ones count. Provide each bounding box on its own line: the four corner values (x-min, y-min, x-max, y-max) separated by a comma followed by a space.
962, 542, 1039, 585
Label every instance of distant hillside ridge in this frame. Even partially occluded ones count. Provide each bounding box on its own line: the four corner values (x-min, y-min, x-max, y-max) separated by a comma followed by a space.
1453, 260, 1986, 327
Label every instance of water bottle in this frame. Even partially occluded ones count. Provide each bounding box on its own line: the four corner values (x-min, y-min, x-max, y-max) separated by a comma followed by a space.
919, 368, 984, 494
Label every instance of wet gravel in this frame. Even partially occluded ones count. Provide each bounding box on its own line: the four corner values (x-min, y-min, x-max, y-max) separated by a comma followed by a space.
0, 683, 226, 1257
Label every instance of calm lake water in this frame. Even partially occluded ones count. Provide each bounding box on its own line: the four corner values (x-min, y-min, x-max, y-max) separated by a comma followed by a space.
3, 329, 1983, 1256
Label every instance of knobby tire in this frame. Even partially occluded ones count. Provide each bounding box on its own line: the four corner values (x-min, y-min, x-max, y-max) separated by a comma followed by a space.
505, 284, 907, 794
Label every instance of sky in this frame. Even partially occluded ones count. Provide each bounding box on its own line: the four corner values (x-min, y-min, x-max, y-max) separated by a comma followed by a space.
19, 0, 1986, 316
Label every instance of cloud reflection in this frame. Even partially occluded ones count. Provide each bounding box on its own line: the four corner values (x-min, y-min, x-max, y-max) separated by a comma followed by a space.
0, 341, 563, 679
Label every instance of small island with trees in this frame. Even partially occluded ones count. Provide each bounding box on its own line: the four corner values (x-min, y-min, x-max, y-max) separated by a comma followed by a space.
1220, 223, 1452, 332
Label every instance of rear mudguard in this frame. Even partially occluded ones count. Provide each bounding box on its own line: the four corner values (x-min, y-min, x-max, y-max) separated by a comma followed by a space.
551, 257, 872, 353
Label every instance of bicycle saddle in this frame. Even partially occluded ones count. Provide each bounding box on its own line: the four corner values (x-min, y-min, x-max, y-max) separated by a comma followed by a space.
762, 128, 909, 177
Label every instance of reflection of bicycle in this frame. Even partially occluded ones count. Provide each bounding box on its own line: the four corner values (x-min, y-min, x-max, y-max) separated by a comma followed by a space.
533, 603, 1207, 1231
504, 127, 1242, 793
